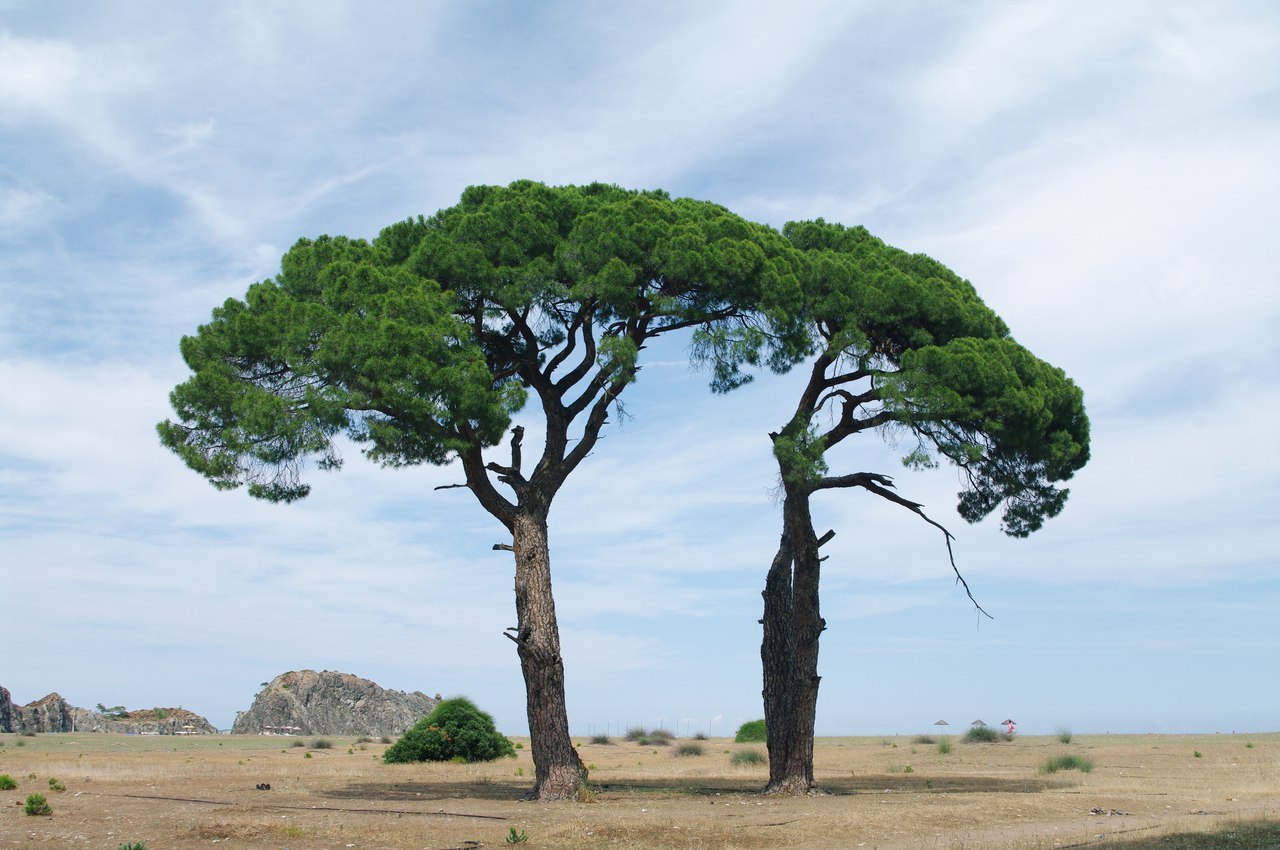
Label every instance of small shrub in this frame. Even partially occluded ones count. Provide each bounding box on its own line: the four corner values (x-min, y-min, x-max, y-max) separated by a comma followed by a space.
47, 778, 66, 792
380, 735, 393, 744
731, 749, 767, 766
311, 738, 334, 749
384, 696, 515, 764
15, 739, 25, 747
624, 726, 647, 741
937, 738, 952, 755
0, 774, 16, 790
574, 779, 598, 803
1041, 754, 1093, 773
118, 843, 148, 850
355, 736, 374, 744
912, 734, 936, 744
641, 731, 672, 746
963, 725, 1000, 744
1056, 727, 1073, 744
734, 719, 767, 743
21, 730, 37, 737
1194, 750, 1203, 758
1246, 742, 1255, 749
675, 743, 704, 757
506, 826, 529, 844
291, 739, 306, 747
304, 752, 312, 758
590, 734, 611, 745
24, 793, 52, 816
693, 732, 708, 740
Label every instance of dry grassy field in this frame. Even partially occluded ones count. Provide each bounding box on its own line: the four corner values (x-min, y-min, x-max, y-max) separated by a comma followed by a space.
1, 731, 1276, 849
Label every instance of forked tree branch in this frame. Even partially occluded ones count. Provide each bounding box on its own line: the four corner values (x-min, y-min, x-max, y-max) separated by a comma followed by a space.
817, 471, 992, 619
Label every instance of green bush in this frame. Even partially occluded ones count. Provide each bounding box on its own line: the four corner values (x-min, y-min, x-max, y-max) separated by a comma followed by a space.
384, 697, 515, 764
962, 725, 1000, 743
311, 738, 334, 749
734, 719, 767, 743
1041, 754, 1093, 773
937, 738, 952, 755
117, 843, 148, 850
912, 734, 936, 744
731, 749, 767, 766
24, 793, 52, 816
624, 726, 647, 741
0, 774, 16, 790
589, 734, 611, 745
1056, 727, 1073, 744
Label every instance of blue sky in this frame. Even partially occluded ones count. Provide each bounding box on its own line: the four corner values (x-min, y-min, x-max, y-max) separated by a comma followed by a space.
2, 1, 1277, 737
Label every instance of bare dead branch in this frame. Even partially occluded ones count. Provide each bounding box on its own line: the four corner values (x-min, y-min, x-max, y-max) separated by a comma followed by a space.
818, 472, 992, 619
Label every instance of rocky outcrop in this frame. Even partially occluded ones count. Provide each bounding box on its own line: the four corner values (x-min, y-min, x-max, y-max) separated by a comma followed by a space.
70, 707, 218, 735
0, 685, 216, 734
0, 685, 14, 733
11, 692, 75, 733
232, 670, 438, 737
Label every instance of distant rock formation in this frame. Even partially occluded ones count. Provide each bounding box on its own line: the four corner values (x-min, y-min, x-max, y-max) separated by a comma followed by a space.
0, 685, 14, 732
0, 685, 216, 734
232, 670, 438, 737
70, 707, 218, 735
0, 691, 75, 733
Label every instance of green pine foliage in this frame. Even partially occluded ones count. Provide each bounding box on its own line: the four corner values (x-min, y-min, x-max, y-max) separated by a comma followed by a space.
735, 720, 767, 743
383, 697, 515, 764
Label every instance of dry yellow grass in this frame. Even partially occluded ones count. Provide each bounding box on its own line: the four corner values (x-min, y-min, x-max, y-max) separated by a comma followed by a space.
1, 731, 1275, 849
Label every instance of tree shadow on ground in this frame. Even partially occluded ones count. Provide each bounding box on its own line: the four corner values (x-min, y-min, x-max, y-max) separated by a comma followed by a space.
324, 773, 1066, 804
324, 779, 529, 802
595, 774, 1065, 796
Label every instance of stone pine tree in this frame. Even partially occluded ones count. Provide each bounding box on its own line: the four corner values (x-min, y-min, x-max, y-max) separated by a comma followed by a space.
158, 180, 800, 800
697, 219, 1090, 794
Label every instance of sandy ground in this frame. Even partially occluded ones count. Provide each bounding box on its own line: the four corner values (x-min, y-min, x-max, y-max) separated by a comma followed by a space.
1, 731, 1276, 849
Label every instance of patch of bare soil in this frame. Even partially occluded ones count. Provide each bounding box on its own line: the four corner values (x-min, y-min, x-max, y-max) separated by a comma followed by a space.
0, 732, 1275, 849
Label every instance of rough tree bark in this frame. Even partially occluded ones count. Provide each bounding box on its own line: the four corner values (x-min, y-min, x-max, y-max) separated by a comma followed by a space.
509, 508, 586, 800
761, 481, 827, 795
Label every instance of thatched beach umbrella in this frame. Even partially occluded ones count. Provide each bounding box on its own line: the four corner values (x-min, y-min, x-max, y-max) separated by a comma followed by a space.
971, 719, 986, 726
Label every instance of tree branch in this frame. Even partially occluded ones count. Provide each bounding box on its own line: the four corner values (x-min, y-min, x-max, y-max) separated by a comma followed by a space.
816, 472, 992, 619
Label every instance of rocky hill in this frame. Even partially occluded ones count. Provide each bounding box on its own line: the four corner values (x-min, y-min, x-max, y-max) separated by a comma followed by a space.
0, 686, 215, 734
0, 688, 74, 733
232, 670, 438, 737
70, 706, 218, 735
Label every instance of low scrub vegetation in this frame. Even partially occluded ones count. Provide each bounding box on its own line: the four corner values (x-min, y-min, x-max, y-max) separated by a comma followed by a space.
734, 719, 766, 743
1042, 754, 1093, 773
962, 725, 1013, 743
384, 696, 515, 764
674, 743, 704, 757
0, 774, 16, 790
24, 793, 52, 816
731, 749, 767, 766
624, 727, 673, 746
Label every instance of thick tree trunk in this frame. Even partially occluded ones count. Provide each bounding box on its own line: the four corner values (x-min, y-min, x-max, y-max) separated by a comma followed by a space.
511, 508, 586, 801
761, 487, 824, 795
